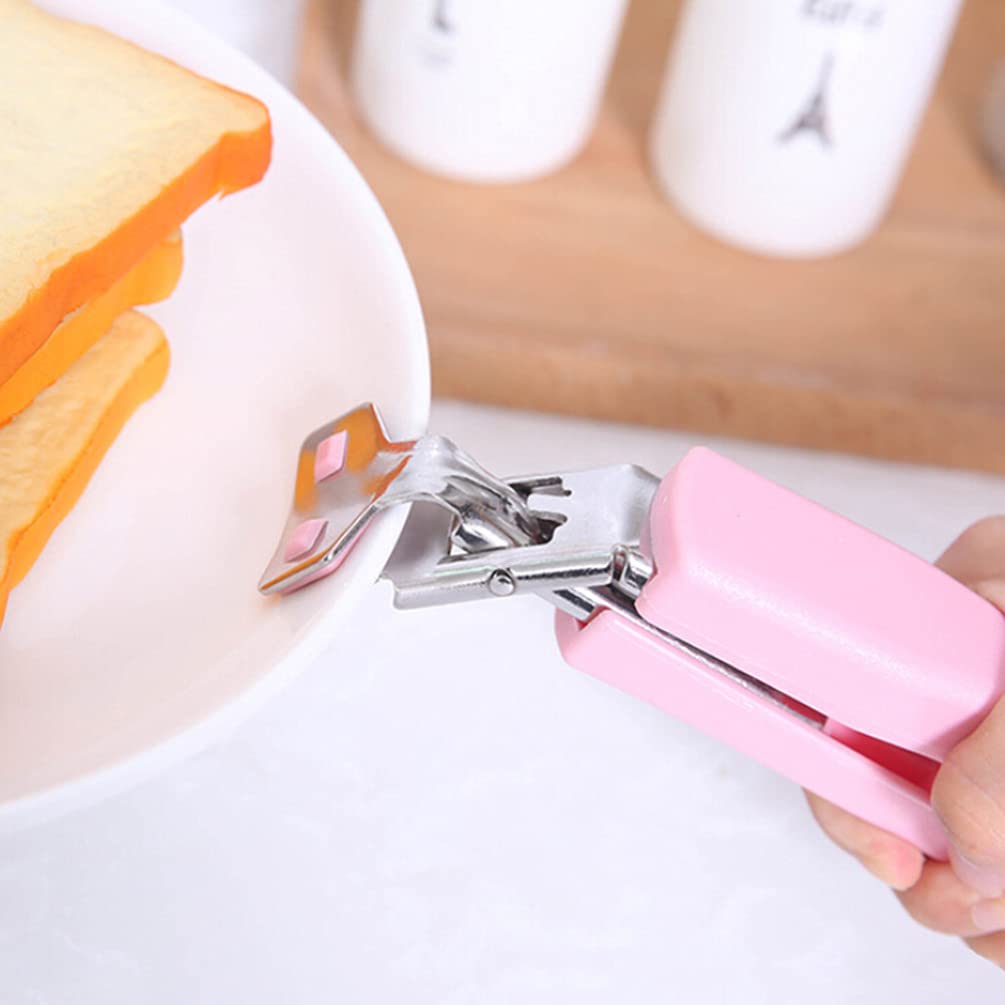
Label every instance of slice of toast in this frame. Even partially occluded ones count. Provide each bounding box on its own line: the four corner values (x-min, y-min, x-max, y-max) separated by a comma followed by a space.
0, 232, 182, 426
0, 0, 270, 376
0, 310, 170, 627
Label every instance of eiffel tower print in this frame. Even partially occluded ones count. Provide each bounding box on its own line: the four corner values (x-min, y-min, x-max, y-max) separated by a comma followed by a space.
778, 53, 835, 147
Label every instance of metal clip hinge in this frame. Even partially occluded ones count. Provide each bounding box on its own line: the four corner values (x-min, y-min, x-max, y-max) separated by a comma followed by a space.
381, 464, 659, 615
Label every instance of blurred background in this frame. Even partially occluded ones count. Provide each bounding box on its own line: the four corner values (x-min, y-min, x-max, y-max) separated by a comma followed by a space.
171, 0, 1005, 473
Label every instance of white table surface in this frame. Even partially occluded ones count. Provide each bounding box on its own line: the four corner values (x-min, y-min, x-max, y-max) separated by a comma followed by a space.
4, 400, 1005, 1002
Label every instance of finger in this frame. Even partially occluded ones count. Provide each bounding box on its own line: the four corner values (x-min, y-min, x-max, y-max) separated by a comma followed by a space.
970, 896, 1005, 936
805, 792, 924, 891
931, 519, 1005, 895
965, 932, 1005, 969
931, 699, 1005, 898
936, 516, 1005, 586
896, 860, 984, 935
896, 861, 1005, 944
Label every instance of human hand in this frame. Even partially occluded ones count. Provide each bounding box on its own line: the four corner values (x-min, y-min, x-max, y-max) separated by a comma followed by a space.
807, 517, 1005, 967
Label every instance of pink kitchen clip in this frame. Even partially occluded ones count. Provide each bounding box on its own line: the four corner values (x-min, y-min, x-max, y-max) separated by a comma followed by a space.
260, 403, 1005, 860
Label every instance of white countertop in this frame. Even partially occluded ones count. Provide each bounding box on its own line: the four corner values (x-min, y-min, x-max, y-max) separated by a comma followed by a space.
4, 400, 1005, 1002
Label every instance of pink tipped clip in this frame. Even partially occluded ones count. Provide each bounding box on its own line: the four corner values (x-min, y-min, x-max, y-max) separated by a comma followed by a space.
265, 404, 1005, 861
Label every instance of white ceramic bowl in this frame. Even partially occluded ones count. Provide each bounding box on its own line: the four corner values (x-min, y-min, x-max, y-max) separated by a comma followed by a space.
0, 0, 429, 830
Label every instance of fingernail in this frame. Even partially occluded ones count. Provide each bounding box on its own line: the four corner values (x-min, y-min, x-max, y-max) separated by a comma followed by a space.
950, 845, 1005, 898
861, 851, 921, 891
972, 899, 1005, 934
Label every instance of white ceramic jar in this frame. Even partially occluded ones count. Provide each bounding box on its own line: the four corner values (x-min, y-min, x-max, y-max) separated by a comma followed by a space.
164, 0, 307, 88
649, 0, 965, 257
351, 0, 629, 183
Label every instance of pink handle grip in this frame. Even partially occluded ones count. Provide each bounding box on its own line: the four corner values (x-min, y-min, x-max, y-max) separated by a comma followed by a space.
556, 610, 949, 858
555, 448, 1005, 859
638, 448, 1005, 760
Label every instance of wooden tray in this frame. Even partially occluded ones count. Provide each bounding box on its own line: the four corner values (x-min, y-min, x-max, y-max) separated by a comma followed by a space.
298, 0, 1005, 472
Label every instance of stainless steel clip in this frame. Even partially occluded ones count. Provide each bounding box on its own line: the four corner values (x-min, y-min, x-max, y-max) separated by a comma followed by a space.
258, 402, 656, 618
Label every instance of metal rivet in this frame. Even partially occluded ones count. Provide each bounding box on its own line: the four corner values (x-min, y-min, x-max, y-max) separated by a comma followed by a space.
487, 569, 516, 597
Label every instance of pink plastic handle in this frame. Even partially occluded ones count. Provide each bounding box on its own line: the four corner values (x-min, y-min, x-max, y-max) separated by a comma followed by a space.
639, 448, 1005, 759
555, 447, 1005, 860
556, 610, 949, 858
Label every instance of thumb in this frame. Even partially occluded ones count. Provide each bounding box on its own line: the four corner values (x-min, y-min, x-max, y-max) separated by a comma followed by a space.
932, 701, 1005, 898
933, 517, 1005, 897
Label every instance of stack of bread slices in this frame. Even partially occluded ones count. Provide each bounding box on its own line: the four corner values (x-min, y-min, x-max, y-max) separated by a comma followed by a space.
0, 0, 272, 625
